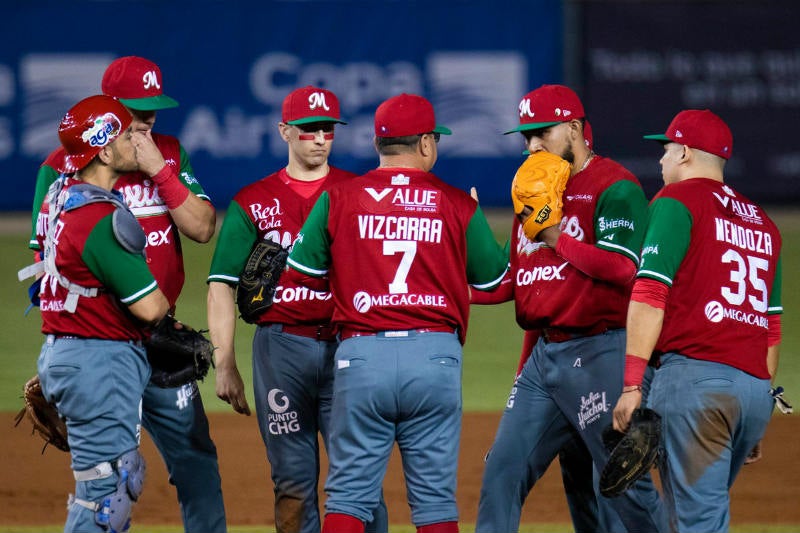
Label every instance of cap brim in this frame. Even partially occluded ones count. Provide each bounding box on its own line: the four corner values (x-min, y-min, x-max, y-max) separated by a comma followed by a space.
503, 121, 563, 135
287, 116, 347, 126
643, 133, 670, 142
118, 94, 180, 111
433, 125, 452, 135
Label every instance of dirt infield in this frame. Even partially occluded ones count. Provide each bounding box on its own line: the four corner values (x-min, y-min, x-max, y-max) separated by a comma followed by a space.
3, 412, 799, 528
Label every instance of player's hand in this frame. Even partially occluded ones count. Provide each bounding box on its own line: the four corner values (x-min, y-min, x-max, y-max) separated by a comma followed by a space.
612, 389, 642, 432
470, 186, 479, 202
132, 130, 167, 177
538, 225, 561, 248
744, 441, 763, 465
215, 362, 251, 415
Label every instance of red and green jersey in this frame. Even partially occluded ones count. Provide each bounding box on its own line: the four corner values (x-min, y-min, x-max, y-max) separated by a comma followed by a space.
288, 168, 508, 343
207, 167, 355, 325
40, 202, 158, 340
513, 156, 647, 331
30, 133, 209, 306
637, 178, 782, 378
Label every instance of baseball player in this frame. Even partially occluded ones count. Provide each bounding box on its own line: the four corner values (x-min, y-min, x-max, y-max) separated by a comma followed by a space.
29, 56, 226, 533
207, 86, 387, 533
35, 95, 169, 532
286, 93, 508, 533
613, 109, 783, 532
475, 84, 666, 533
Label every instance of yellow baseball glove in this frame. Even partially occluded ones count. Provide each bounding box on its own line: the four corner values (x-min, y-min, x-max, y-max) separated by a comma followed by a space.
511, 151, 571, 240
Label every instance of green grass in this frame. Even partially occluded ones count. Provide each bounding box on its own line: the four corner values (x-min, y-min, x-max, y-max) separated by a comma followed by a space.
2, 207, 800, 412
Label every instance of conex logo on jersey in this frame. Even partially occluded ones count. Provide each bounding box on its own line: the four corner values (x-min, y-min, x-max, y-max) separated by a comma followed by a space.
308, 91, 331, 111
516, 262, 568, 285
267, 388, 300, 435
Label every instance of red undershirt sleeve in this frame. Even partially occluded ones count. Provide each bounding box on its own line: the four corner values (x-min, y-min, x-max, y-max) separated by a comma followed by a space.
555, 234, 637, 286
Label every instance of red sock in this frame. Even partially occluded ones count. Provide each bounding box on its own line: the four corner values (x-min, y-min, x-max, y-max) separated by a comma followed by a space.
417, 521, 459, 533
322, 513, 364, 533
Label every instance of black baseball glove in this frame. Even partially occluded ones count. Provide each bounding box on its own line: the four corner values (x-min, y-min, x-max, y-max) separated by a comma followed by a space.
237, 240, 289, 323
599, 408, 662, 498
145, 315, 214, 388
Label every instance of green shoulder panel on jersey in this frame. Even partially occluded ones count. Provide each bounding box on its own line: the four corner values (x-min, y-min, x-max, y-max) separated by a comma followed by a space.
207, 200, 258, 285
769, 255, 783, 314
177, 143, 210, 201
82, 212, 158, 304
287, 191, 332, 277
466, 205, 508, 290
594, 179, 648, 265
636, 197, 693, 287
30, 163, 60, 250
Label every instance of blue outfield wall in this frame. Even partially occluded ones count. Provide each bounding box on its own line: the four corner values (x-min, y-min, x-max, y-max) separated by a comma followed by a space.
1, 1, 563, 211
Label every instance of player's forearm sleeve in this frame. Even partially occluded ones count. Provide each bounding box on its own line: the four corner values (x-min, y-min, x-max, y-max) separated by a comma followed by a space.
556, 234, 637, 285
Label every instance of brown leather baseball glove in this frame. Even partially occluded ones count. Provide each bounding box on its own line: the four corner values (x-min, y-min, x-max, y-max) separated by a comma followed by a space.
511, 151, 571, 240
14, 374, 70, 453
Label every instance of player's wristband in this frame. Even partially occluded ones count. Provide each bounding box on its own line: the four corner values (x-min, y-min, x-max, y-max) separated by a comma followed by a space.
150, 165, 190, 210
623, 354, 648, 387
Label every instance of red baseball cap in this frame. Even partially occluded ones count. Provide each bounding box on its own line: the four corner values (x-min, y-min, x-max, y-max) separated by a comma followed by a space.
504, 84, 585, 135
101, 56, 178, 111
644, 109, 733, 160
282, 86, 346, 125
374, 93, 452, 138
58, 95, 133, 173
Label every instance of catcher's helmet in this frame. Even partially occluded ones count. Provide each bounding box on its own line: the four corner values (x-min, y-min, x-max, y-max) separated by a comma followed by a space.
58, 95, 132, 173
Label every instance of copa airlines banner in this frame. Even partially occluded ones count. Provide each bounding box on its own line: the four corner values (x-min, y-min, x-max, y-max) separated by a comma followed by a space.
1, 1, 562, 211
579, 1, 800, 202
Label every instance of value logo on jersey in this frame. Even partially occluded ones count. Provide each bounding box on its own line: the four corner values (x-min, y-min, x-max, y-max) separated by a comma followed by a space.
361, 186, 441, 214
267, 388, 300, 435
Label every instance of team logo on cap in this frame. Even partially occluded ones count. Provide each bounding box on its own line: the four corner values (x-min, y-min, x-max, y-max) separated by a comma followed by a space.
81, 113, 123, 148
519, 98, 534, 118
308, 91, 331, 111
142, 70, 161, 90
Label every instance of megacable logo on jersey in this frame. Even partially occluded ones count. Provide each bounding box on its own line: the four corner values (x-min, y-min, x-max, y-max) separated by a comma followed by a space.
352, 290, 447, 313
82, 113, 123, 147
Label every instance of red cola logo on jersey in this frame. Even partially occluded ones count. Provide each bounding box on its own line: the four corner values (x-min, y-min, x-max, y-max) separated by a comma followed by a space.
249, 198, 284, 231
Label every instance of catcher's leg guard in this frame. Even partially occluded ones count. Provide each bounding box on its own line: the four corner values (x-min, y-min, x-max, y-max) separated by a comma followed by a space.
69, 450, 145, 533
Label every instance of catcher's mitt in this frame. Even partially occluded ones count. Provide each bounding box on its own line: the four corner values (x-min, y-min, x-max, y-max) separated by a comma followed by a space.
599, 407, 662, 498
14, 374, 69, 453
145, 315, 214, 388
511, 151, 571, 240
237, 240, 289, 323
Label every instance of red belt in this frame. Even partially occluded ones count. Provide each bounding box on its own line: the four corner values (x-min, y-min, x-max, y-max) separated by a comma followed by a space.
541, 325, 610, 343
340, 326, 455, 340
271, 324, 338, 342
